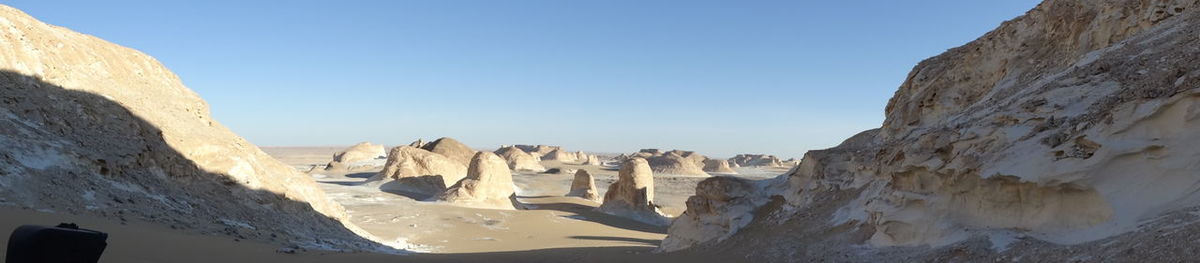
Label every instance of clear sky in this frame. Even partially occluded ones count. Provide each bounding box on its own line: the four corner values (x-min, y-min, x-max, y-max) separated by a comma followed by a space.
6, 1, 1039, 158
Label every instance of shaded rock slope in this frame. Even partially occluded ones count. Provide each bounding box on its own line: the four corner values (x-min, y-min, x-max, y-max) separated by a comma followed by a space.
0, 5, 392, 252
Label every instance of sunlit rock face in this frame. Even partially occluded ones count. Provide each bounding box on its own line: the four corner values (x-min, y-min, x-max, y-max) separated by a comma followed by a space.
662, 0, 1200, 257
598, 158, 669, 226
436, 152, 520, 210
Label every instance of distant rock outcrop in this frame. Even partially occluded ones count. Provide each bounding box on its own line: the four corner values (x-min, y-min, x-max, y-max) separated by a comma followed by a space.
701, 159, 737, 174
646, 153, 709, 176
598, 158, 669, 225
325, 142, 387, 171
495, 146, 547, 172
540, 149, 578, 163
728, 154, 785, 167
420, 137, 477, 166
436, 152, 520, 210
566, 169, 600, 202
375, 146, 467, 195
514, 144, 561, 158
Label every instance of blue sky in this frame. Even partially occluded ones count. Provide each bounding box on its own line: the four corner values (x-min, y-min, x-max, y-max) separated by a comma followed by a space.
6, 1, 1039, 158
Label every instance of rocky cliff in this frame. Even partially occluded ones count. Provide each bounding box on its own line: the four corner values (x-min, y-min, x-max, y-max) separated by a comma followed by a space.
662, 0, 1200, 261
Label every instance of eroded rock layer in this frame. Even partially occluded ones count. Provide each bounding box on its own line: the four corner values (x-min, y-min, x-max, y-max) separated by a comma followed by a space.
662, 0, 1200, 261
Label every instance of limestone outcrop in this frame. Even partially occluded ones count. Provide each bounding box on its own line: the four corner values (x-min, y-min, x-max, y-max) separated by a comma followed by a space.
324, 142, 387, 171
701, 159, 737, 174
494, 146, 546, 172
598, 158, 669, 225
661, 0, 1200, 261
646, 153, 709, 176
659, 176, 764, 252
728, 154, 784, 167
374, 146, 467, 195
420, 137, 476, 166
436, 152, 519, 210
566, 169, 600, 202
540, 149, 578, 162
0, 5, 388, 251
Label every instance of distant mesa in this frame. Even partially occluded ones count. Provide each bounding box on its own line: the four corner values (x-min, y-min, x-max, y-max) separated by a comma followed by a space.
597, 158, 670, 226
566, 169, 601, 202
494, 146, 547, 172
435, 152, 521, 210
324, 142, 387, 172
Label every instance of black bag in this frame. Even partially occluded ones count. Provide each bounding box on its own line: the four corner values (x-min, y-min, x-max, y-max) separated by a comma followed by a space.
6, 223, 108, 263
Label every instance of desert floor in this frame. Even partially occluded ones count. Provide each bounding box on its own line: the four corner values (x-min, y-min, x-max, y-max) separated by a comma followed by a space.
0, 146, 788, 262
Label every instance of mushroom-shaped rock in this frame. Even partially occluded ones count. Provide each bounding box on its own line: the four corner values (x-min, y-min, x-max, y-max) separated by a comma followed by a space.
598, 158, 669, 225
702, 159, 738, 174
495, 146, 547, 172
436, 152, 520, 210
566, 169, 600, 202
646, 153, 709, 176
374, 146, 467, 195
325, 142, 387, 171
420, 137, 477, 166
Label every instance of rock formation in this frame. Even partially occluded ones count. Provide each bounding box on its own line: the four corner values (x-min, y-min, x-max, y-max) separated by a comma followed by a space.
374, 146, 468, 195
494, 146, 546, 172
539, 149, 578, 162
566, 169, 600, 202
659, 176, 763, 252
645, 152, 709, 176
420, 137, 476, 166
728, 154, 784, 167
407, 139, 425, 148
324, 142, 387, 171
0, 5, 388, 252
582, 154, 604, 166
514, 144, 561, 158
701, 159, 738, 174
598, 158, 669, 225
661, 0, 1200, 261
436, 152, 519, 210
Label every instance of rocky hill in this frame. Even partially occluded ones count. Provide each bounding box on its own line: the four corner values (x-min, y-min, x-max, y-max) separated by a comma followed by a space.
661, 0, 1200, 261
0, 5, 394, 252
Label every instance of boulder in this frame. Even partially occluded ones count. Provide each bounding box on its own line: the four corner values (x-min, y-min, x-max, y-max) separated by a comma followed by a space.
646, 152, 709, 176
540, 149, 578, 163
420, 137, 476, 166
659, 176, 760, 252
702, 159, 738, 174
374, 146, 467, 195
598, 158, 669, 225
566, 169, 600, 202
436, 152, 519, 210
494, 146, 546, 172
324, 142, 387, 171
